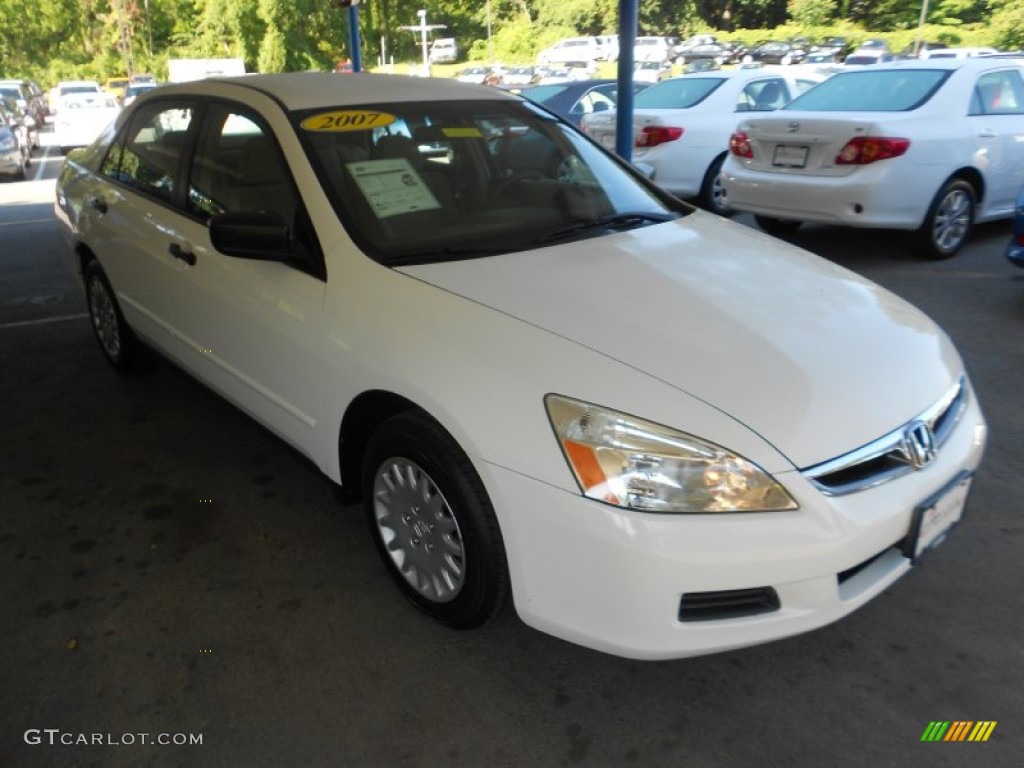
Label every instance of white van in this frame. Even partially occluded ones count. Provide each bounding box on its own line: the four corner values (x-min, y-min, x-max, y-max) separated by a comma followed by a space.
429, 38, 458, 64
537, 38, 602, 66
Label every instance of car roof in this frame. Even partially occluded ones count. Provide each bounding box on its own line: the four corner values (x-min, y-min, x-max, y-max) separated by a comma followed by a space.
148, 73, 518, 111
849, 57, 1020, 72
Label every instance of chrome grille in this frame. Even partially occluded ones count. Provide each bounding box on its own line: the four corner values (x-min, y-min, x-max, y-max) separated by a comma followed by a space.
802, 377, 967, 496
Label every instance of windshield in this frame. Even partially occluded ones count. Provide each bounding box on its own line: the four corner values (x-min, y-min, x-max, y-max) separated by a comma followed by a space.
785, 69, 950, 111
634, 77, 725, 109
295, 99, 686, 266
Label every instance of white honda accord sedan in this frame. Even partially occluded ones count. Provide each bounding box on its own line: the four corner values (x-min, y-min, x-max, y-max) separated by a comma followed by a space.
54, 73, 986, 660
722, 58, 1024, 258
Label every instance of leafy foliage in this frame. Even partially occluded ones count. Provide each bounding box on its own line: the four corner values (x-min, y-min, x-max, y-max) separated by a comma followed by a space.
0, 0, 1016, 85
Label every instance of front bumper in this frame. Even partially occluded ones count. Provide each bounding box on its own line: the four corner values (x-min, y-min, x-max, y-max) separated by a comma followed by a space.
482, 390, 986, 660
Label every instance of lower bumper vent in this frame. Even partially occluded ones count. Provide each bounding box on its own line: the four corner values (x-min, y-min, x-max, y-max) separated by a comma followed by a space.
678, 587, 780, 622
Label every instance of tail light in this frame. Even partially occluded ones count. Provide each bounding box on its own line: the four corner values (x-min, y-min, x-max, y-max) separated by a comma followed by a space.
836, 137, 909, 165
729, 131, 753, 158
636, 126, 682, 148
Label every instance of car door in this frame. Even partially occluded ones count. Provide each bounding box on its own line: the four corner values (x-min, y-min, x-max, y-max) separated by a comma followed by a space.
967, 68, 1024, 216
165, 101, 328, 454
85, 99, 199, 350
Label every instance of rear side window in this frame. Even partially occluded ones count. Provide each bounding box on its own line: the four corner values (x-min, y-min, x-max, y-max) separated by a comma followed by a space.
784, 69, 949, 112
101, 102, 195, 203
634, 77, 725, 109
969, 70, 1024, 116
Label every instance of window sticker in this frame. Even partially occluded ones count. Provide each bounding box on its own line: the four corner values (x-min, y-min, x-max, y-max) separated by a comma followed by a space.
441, 127, 483, 138
347, 158, 441, 219
301, 110, 397, 132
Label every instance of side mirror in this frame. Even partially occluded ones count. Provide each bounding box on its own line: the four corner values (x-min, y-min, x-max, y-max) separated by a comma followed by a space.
209, 211, 293, 261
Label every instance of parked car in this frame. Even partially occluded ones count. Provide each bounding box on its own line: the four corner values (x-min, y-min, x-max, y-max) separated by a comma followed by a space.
1007, 186, 1024, 268
633, 60, 671, 84
54, 91, 121, 154
501, 66, 536, 87
633, 36, 676, 63
749, 41, 804, 65
845, 50, 898, 66
536, 37, 601, 66
0, 94, 39, 158
0, 101, 29, 179
49, 80, 103, 115
519, 79, 648, 127
455, 66, 491, 85
924, 47, 999, 60
723, 58, 1024, 258
676, 43, 727, 67
121, 81, 160, 106
105, 77, 131, 99
0, 79, 46, 137
54, 72, 986, 661
581, 68, 824, 215
429, 38, 458, 65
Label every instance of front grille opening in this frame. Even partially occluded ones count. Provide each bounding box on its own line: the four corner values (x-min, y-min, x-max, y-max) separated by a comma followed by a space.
814, 453, 906, 492
678, 587, 780, 622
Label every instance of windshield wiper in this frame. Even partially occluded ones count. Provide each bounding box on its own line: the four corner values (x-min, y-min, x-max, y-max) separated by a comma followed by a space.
529, 212, 678, 246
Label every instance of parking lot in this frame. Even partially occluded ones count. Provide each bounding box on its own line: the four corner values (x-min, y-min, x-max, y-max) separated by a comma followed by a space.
1, 133, 1022, 767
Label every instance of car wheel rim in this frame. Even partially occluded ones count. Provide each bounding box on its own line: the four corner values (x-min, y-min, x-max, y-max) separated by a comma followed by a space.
711, 173, 726, 213
933, 189, 971, 251
88, 275, 121, 359
372, 457, 466, 603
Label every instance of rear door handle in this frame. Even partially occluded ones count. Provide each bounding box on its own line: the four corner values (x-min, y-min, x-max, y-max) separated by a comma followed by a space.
88, 197, 107, 214
977, 129, 996, 138
168, 242, 197, 266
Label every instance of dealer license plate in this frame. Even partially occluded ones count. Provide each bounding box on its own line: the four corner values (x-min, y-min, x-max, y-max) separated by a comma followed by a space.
905, 471, 972, 563
773, 145, 809, 168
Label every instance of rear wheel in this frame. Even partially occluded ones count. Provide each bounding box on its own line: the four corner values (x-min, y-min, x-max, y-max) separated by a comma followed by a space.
362, 411, 509, 629
915, 179, 975, 260
698, 154, 731, 217
84, 260, 137, 373
754, 215, 802, 237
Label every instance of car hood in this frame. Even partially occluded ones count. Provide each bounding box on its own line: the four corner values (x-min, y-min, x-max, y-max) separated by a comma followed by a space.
398, 213, 962, 468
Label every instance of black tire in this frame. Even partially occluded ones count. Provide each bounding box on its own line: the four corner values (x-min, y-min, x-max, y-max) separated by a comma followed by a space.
915, 178, 975, 260
754, 215, 802, 237
362, 410, 509, 629
84, 260, 137, 373
698, 153, 732, 217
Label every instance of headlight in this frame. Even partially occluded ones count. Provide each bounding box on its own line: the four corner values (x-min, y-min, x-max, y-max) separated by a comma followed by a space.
545, 394, 797, 513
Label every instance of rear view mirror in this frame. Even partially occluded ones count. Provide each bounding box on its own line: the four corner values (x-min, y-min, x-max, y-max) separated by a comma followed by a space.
209, 211, 292, 261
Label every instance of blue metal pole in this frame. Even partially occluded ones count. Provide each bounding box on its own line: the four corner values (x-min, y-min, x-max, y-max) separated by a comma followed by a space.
615, 0, 638, 161
348, 6, 363, 72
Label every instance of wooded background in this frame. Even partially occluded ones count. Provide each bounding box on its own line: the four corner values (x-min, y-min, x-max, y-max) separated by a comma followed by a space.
1, 0, 1021, 84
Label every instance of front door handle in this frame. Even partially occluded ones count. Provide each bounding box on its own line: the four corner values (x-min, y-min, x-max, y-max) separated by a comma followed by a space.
168, 242, 197, 266
88, 197, 107, 214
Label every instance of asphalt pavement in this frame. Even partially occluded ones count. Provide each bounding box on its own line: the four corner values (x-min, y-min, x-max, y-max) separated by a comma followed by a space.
1, 131, 1021, 767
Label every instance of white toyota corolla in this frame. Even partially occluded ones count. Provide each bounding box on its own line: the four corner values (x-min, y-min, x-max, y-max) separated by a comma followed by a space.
55, 73, 986, 660
722, 58, 1024, 258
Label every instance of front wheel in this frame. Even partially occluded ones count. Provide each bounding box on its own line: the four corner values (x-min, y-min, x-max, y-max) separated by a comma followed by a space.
362, 411, 509, 629
915, 179, 975, 260
754, 215, 802, 237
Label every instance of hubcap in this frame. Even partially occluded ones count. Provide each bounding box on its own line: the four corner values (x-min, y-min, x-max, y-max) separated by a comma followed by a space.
372, 458, 465, 603
88, 275, 121, 359
711, 173, 726, 213
932, 189, 971, 251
